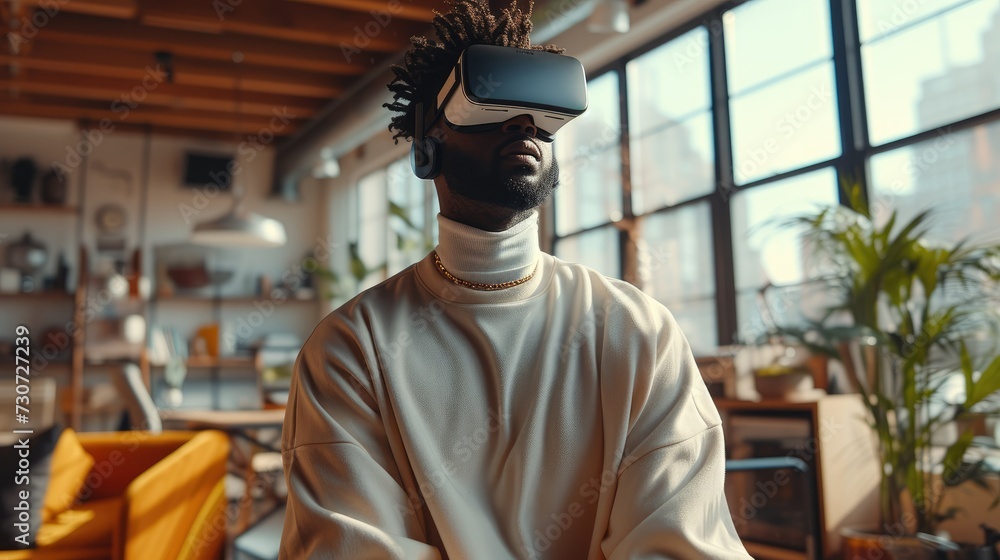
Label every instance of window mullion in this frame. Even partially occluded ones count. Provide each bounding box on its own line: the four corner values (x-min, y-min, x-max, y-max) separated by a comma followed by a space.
831, 0, 870, 209
617, 61, 637, 285
709, 8, 739, 347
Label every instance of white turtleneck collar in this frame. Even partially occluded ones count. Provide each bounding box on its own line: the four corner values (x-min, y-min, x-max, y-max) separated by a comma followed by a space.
434, 211, 541, 285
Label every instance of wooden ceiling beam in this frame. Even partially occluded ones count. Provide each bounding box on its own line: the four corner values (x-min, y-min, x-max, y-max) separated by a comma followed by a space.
285, 0, 436, 24
22, 0, 138, 19
33, 13, 376, 75
0, 72, 324, 117
0, 43, 347, 98
0, 93, 302, 136
137, 1, 406, 50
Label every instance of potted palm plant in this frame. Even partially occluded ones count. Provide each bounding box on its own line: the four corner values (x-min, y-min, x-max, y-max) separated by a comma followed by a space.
773, 181, 1000, 557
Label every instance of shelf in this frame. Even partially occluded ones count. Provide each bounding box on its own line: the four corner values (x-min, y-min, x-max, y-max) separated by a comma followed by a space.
0, 291, 75, 301
0, 203, 78, 214
714, 397, 827, 412
149, 356, 256, 368
1, 357, 71, 366
153, 294, 319, 304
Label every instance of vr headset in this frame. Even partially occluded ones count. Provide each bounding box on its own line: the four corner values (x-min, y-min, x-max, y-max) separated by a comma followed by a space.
412, 44, 588, 179
434, 44, 589, 139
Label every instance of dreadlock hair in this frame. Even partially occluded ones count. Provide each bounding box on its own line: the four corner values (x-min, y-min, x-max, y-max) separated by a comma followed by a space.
383, 0, 564, 144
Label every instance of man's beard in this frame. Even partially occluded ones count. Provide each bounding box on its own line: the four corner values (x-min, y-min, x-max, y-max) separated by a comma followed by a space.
441, 146, 560, 211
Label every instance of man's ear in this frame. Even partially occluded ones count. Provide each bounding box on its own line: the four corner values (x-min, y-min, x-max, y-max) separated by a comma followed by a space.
411, 128, 443, 180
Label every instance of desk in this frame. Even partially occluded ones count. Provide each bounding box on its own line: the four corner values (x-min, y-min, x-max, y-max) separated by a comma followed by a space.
162, 408, 286, 533
163, 409, 285, 445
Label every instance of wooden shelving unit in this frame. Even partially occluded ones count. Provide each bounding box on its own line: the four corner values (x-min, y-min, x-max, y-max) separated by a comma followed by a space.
184, 355, 256, 368
152, 294, 319, 304
0, 291, 76, 300
715, 395, 881, 559
0, 203, 78, 214
71, 245, 88, 430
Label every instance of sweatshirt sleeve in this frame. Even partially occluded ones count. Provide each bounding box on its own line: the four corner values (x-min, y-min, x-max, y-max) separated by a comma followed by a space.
601, 298, 752, 560
279, 313, 442, 560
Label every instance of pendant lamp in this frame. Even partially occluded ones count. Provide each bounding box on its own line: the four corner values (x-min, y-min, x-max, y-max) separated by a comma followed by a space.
191, 51, 287, 248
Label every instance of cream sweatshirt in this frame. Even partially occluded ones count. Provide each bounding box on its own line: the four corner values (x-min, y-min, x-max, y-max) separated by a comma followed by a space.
279, 211, 751, 560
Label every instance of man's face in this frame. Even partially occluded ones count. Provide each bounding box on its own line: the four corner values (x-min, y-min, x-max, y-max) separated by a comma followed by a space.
435, 114, 560, 211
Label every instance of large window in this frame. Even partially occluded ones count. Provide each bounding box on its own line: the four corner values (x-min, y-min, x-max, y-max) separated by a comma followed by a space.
730, 168, 840, 342
869, 119, 1000, 243
336, 0, 999, 348
858, 0, 1000, 146
627, 27, 715, 211
550, 0, 1000, 351
626, 27, 720, 353
553, 71, 624, 278
354, 157, 438, 292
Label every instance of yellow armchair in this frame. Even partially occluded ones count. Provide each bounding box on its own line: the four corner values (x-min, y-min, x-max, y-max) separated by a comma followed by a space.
1, 430, 230, 560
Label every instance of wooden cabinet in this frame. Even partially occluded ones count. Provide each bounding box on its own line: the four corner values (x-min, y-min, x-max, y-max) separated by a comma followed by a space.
716, 395, 882, 560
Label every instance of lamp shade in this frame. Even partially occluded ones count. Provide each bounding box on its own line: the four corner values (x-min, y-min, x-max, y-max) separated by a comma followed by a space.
191, 205, 287, 247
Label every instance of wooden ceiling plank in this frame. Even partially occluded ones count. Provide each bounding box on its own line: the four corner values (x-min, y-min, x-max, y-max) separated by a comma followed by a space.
0, 94, 302, 136
137, 1, 401, 51
1, 42, 348, 98
23, 0, 138, 19
287, 0, 436, 22
36, 13, 374, 75
0, 73, 323, 117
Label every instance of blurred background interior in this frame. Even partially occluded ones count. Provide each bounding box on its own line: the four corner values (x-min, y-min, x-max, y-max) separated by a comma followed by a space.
0, 0, 999, 558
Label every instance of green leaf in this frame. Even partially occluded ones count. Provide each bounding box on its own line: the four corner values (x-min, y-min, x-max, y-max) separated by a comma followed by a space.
961, 342, 975, 406
967, 354, 1000, 409
348, 242, 368, 282
941, 431, 975, 487
388, 201, 418, 230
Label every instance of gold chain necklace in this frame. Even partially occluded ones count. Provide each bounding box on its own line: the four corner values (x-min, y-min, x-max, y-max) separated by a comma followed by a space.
432, 251, 537, 291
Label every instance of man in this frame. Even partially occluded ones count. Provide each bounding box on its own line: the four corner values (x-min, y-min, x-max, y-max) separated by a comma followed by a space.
279, 0, 751, 558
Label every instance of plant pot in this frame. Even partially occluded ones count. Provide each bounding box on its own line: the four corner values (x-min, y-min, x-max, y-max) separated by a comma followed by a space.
754, 370, 814, 399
